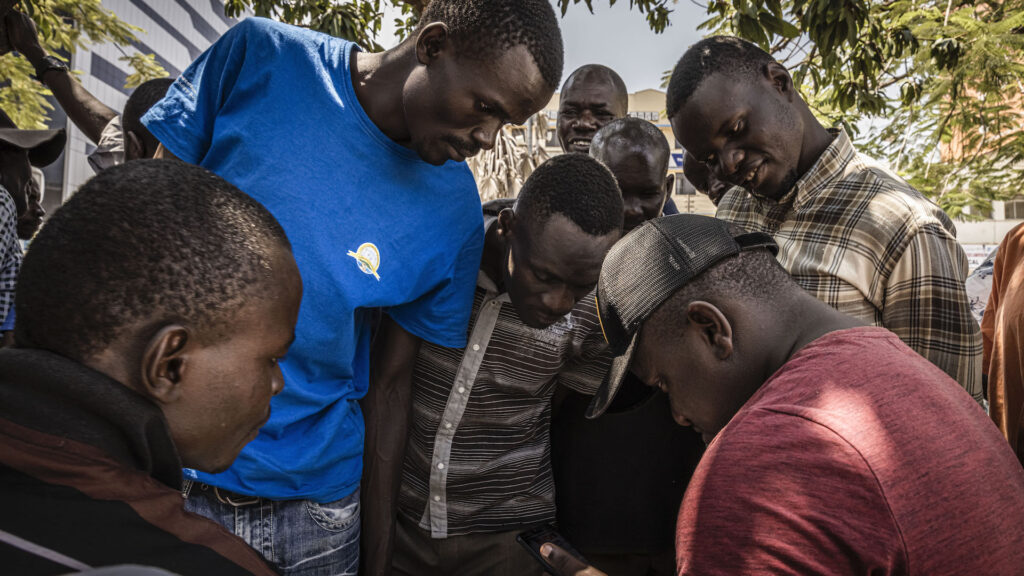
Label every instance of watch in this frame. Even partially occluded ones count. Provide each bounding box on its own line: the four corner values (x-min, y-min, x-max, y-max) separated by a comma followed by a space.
32, 55, 68, 82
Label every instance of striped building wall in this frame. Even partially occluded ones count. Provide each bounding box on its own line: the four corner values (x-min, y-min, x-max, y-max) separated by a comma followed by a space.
59, 0, 241, 201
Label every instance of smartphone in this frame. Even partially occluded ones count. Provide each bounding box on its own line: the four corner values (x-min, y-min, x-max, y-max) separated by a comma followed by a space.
516, 523, 588, 575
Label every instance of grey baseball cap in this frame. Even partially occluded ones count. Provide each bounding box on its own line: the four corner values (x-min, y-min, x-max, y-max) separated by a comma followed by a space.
586, 214, 777, 418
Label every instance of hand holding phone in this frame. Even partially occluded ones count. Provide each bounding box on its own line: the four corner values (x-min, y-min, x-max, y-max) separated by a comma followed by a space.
516, 523, 600, 576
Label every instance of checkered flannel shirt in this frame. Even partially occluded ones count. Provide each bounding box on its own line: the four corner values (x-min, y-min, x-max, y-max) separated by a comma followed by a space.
716, 129, 983, 401
0, 187, 23, 326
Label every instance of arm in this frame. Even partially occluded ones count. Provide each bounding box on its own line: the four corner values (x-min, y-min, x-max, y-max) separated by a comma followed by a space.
5, 11, 117, 144
882, 222, 984, 402
153, 143, 182, 162
360, 314, 421, 576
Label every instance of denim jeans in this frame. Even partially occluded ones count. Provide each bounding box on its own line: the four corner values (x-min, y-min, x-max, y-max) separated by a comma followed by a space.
184, 480, 360, 576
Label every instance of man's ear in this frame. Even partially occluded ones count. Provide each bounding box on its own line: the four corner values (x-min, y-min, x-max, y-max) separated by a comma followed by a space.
140, 325, 190, 405
685, 301, 733, 360
414, 22, 450, 66
124, 130, 145, 161
496, 207, 517, 239
663, 173, 676, 203
764, 62, 795, 101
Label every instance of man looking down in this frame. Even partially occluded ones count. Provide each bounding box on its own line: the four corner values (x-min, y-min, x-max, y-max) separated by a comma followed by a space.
667, 37, 981, 399
142, 2, 564, 573
0, 160, 298, 575
394, 153, 622, 576
543, 214, 1024, 576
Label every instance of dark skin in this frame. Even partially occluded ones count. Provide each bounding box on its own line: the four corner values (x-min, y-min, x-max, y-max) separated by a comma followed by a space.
593, 143, 673, 232
670, 64, 834, 201
485, 209, 620, 329
86, 245, 302, 473
557, 68, 628, 154
5, 10, 118, 146
17, 176, 43, 240
352, 22, 552, 165
683, 151, 731, 206
0, 145, 30, 215
539, 270, 862, 576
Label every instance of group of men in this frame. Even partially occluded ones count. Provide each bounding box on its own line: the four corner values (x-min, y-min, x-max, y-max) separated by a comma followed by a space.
0, 2, 1023, 576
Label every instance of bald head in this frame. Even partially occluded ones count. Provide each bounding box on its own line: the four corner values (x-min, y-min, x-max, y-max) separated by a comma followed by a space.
557, 64, 629, 154
591, 117, 672, 232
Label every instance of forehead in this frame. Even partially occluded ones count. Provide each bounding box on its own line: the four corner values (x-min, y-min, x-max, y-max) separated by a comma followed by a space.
458, 44, 551, 124
520, 213, 612, 270
602, 146, 665, 188
674, 73, 756, 144
561, 73, 621, 107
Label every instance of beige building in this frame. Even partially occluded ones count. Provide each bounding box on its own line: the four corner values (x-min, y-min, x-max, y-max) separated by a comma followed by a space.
540, 88, 717, 216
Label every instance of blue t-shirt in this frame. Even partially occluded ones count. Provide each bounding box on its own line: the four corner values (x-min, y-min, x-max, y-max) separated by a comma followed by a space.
143, 18, 484, 502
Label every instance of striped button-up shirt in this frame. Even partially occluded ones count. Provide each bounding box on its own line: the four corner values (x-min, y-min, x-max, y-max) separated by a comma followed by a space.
399, 233, 612, 537
716, 129, 982, 400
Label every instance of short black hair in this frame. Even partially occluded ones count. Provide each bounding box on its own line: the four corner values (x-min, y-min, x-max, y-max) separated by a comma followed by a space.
561, 64, 628, 110
122, 77, 174, 152
515, 153, 623, 237
590, 117, 670, 177
419, 0, 564, 91
14, 159, 291, 361
666, 36, 776, 118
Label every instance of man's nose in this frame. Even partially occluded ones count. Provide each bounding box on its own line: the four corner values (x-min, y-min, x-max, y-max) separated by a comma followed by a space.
575, 110, 598, 130
271, 365, 285, 396
541, 286, 575, 317
473, 121, 500, 152
718, 147, 745, 180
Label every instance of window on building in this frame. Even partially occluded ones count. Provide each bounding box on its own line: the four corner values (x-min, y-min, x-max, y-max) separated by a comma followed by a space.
1005, 196, 1024, 219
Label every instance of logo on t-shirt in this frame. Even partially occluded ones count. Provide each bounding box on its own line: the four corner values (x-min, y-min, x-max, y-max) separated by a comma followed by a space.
347, 242, 381, 281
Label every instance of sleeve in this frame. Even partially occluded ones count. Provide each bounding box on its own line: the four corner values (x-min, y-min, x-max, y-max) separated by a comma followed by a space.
676, 412, 906, 575
86, 116, 125, 173
141, 18, 263, 164
882, 221, 983, 402
0, 194, 22, 326
387, 210, 484, 349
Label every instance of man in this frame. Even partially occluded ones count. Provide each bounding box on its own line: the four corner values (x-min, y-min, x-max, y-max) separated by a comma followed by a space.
667, 36, 982, 400
682, 151, 730, 206
544, 214, 1024, 575
393, 153, 622, 576
142, 2, 564, 574
0, 160, 299, 575
0, 109, 64, 328
558, 65, 679, 216
16, 174, 43, 242
982, 223, 1024, 464
3, 10, 173, 170
550, 117, 701, 576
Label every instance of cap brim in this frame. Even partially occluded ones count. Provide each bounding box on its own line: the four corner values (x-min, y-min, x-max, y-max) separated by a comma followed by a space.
0, 128, 66, 167
585, 331, 638, 419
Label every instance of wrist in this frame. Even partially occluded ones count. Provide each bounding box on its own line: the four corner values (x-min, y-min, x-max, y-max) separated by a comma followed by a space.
32, 54, 68, 83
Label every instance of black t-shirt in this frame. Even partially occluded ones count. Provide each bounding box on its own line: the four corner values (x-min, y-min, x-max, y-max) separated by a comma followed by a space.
551, 375, 704, 554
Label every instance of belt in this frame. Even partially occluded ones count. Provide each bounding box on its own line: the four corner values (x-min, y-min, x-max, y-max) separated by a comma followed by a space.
182, 479, 263, 508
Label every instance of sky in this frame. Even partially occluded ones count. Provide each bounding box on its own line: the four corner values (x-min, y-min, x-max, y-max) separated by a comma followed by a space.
378, 0, 709, 93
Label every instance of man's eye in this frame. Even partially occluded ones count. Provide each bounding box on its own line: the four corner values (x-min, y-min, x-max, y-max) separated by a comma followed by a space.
705, 153, 717, 165
477, 101, 493, 114
730, 121, 744, 135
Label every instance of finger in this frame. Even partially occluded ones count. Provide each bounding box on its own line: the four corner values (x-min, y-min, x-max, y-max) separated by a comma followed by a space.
539, 543, 607, 576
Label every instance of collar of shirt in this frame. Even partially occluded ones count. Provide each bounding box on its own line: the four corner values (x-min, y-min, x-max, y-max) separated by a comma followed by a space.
746, 127, 848, 213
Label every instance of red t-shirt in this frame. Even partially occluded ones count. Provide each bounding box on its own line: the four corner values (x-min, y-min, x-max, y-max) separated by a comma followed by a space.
676, 327, 1024, 575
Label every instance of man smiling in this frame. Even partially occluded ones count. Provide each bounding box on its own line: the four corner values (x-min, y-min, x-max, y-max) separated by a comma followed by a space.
667, 36, 981, 400
542, 215, 1024, 576
142, 2, 564, 574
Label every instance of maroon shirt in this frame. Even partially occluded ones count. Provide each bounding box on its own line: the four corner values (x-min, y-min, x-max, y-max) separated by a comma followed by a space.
676, 327, 1024, 575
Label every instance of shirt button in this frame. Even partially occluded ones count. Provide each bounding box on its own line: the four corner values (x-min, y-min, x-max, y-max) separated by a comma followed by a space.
472, 344, 480, 351
434, 495, 441, 502
444, 422, 452, 429
437, 462, 445, 470
458, 387, 465, 394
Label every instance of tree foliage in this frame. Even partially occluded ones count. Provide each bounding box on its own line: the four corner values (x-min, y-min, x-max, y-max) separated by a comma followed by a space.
0, 0, 168, 129
697, 0, 1024, 218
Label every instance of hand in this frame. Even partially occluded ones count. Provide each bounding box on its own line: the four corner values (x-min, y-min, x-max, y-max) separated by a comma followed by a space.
540, 543, 609, 576
4, 10, 45, 64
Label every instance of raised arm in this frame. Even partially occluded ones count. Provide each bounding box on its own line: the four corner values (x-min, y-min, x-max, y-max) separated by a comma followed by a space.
361, 314, 422, 576
6, 10, 117, 144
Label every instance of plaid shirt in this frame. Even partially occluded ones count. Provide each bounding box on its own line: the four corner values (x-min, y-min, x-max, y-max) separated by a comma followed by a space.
399, 218, 612, 537
0, 188, 22, 326
716, 129, 982, 401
